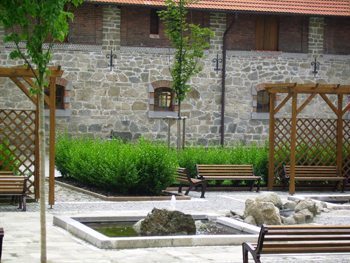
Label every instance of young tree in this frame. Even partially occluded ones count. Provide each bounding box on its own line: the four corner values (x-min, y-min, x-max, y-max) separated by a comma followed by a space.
158, 0, 213, 148
0, 1, 82, 262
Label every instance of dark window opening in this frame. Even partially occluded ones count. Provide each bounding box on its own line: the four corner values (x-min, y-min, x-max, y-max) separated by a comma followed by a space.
44, 85, 65, 109
257, 90, 270, 113
150, 9, 159, 35
256, 16, 279, 51
154, 87, 174, 111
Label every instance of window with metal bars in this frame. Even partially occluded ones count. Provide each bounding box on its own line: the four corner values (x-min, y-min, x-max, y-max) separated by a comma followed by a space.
256, 90, 270, 113
154, 87, 174, 111
44, 85, 65, 109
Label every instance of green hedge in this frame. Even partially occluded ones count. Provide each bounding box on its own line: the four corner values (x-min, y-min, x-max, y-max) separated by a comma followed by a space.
55, 136, 178, 195
56, 136, 268, 194
0, 140, 19, 172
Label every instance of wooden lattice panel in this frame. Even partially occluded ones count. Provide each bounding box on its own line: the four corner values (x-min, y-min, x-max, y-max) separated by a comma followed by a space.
273, 118, 291, 184
0, 109, 36, 197
274, 118, 339, 186
296, 119, 337, 166
343, 120, 350, 179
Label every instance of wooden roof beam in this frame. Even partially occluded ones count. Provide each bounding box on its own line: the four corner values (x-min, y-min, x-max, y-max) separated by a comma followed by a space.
0, 66, 63, 78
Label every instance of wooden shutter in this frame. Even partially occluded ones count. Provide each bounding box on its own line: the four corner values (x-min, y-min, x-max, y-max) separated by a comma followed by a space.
264, 16, 278, 51
256, 16, 278, 51
256, 16, 265, 50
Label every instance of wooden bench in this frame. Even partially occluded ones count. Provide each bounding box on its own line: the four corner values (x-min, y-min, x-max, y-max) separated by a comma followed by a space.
0, 174, 27, 211
176, 168, 207, 198
196, 164, 260, 192
282, 165, 347, 191
0, 228, 3, 261
242, 224, 350, 263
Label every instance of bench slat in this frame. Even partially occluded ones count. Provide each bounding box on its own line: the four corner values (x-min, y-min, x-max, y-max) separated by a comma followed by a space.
261, 246, 350, 254
243, 225, 350, 263
0, 175, 27, 211
196, 164, 260, 192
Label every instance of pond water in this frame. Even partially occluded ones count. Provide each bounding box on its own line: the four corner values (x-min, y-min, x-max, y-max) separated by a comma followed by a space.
84, 220, 245, 237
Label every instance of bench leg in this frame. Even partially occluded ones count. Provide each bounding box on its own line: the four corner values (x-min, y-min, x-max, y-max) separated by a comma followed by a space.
249, 181, 254, 191
242, 245, 249, 263
200, 181, 207, 198
256, 179, 260, 192
185, 185, 193, 196
178, 184, 183, 194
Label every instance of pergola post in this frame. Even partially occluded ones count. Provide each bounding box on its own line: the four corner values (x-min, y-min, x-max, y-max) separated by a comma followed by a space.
336, 95, 344, 181
268, 93, 276, 190
0, 66, 62, 205
289, 92, 298, 195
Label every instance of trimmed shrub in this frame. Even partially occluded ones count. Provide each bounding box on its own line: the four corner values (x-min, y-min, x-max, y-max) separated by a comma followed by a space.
55, 136, 177, 195
0, 140, 19, 172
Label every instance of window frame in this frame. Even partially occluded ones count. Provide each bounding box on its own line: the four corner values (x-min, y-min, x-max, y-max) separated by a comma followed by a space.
154, 87, 174, 112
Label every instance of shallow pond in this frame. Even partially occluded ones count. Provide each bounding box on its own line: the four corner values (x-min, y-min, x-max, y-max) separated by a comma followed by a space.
84, 220, 246, 237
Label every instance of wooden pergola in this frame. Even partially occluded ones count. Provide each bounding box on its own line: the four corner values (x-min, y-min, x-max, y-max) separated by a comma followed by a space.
261, 83, 350, 194
0, 66, 63, 205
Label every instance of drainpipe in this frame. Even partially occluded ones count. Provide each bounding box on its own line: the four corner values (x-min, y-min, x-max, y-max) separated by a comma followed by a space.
220, 14, 236, 146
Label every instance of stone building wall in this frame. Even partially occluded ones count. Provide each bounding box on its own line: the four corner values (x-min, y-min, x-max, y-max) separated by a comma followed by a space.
0, 7, 350, 146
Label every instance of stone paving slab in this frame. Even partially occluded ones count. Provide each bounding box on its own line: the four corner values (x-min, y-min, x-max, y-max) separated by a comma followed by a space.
1, 182, 350, 262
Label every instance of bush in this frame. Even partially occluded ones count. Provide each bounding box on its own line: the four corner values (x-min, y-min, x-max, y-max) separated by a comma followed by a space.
55, 136, 178, 195
0, 140, 19, 172
56, 135, 268, 194
177, 144, 268, 184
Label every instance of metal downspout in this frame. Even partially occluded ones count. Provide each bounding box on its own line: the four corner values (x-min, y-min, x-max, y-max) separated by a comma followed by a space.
220, 14, 236, 146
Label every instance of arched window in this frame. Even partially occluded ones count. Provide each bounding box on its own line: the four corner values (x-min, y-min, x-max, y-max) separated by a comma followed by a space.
154, 87, 174, 111
256, 90, 270, 113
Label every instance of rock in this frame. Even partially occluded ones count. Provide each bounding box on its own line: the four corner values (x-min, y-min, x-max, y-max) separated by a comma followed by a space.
297, 209, 314, 223
315, 202, 327, 214
244, 199, 282, 226
282, 216, 296, 225
244, 215, 257, 226
295, 199, 317, 216
293, 212, 306, 224
133, 219, 143, 234
256, 193, 283, 209
140, 208, 196, 236
228, 210, 243, 219
283, 201, 297, 210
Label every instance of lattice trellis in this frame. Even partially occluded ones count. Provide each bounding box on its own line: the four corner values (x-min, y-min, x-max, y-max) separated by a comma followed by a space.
343, 120, 350, 180
0, 109, 37, 198
273, 118, 291, 184
274, 118, 342, 186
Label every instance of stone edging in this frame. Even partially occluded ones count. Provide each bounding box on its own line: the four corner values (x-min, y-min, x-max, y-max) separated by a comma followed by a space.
54, 179, 191, 201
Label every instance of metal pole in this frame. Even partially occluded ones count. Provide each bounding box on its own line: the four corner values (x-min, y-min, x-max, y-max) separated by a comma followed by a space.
182, 117, 186, 149
167, 118, 171, 148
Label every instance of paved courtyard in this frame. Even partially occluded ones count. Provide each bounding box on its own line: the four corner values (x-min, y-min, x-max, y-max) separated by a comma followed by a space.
1, 182, 350, 263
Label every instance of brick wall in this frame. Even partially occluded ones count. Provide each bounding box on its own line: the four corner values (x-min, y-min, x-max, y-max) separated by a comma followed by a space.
120, 6, 209, 47
324, 17, 350, 55
226, 14, 308, 53
69, 3, 103, 45
279, 16, 308, 53
226, 14, 256, 51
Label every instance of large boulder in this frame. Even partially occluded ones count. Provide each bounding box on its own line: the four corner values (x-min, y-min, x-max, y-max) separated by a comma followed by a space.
255, 193, 283, 209
295, 199, 317, 216
244, 199, 282, 226
140, 208, 196, 236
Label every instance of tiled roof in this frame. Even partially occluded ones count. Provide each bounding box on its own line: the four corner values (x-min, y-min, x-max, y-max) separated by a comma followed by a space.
88, 0, 350, 16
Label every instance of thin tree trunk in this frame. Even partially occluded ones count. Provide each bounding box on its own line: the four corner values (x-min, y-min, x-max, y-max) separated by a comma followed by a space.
177, 100, 182, 150
38, 87, 47, 263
